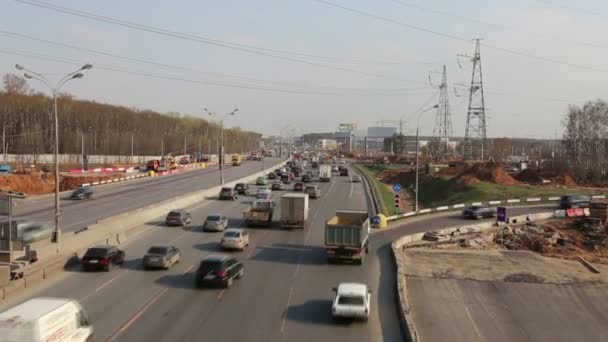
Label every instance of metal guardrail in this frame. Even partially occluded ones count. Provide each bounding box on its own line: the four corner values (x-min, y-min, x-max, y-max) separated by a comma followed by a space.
352, 164, 382, 216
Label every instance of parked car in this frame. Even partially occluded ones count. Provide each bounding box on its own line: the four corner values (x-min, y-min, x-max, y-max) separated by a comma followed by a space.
165, 209, 192, 226
332, 282, 371, 321
256, 177, 268, 186
204, 214, 229, 232
271, 182, 285, 191
462, 205, 496, 219
220, 229, 249, 251
195, 255, 244, 288
304, 185, 321, 199
351, 175, 362, 183
559, 194, 591, 209
142, 244, 181, 270
81, 245, 125, 272
302, 174, 312, 183
268, 172, 277, 180
70, 186, 93, 200
179, 157, 190, 165
294, 182, 304, 192
219, 187, 238, 200
234, 183, 253, 195
331, 165, 339, 172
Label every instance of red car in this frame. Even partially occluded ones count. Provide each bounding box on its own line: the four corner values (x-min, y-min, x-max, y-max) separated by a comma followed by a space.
293, 182, 304, 191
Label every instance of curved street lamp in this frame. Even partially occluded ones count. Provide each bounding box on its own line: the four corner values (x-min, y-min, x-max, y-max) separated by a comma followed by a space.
15, 63, 92, 243
205, 108, 238, 185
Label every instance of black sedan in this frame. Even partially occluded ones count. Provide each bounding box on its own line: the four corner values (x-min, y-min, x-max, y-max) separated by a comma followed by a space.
70, 186, 93, 200
462, 205, 496, 219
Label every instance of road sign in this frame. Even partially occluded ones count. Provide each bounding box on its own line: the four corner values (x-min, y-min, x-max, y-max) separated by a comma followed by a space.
372, 216, 381, 225
392, 183, 402, 193
394, 193, 401, 208
497, 207, 507, 222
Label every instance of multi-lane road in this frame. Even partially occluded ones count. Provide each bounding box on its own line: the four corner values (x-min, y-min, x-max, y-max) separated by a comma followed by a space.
2, 162, 556, 342
14, 158, 282, 233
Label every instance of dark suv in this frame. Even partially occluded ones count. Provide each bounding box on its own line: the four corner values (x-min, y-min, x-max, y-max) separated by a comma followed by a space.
81, 245, 125, 272
195, 255, 244, 288
234, 183, 252, 195
462, 205, 496, 219
219, 187, 238, 200
560, 195, 591, 209
165, 209, 192, 226
70, 186, 93, 200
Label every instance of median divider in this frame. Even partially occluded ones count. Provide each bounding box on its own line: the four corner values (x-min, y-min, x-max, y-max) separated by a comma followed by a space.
0, 160, 285, 302
391, 211, 554, 342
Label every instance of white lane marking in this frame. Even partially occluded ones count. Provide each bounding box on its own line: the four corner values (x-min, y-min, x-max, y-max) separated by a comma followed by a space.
280, 287, 295, 334
349, 177, 354, 199
464, 305, 483, 339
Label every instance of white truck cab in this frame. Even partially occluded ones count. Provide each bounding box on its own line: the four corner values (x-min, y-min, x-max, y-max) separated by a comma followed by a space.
331, 282, 371, 321
0, 297, 92, 342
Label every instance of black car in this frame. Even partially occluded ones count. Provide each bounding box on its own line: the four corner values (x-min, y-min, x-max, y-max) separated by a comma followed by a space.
294, 182, 304, 192
70, 186, 93, 200
268, 172, 277, 180
165, 209, 192, 226
271, 182, 285, 190
81, 245, 125, 272
559, 195, 591, 209
234, 183, 251, 195
462, 205, 495, 219
302, 174, 312, 183
274, 169, 282, 175
219, 187, 238, 200
195, 255, 244, 288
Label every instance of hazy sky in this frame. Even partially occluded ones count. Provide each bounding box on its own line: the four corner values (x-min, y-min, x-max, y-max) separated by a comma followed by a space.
1, 0, 607, 138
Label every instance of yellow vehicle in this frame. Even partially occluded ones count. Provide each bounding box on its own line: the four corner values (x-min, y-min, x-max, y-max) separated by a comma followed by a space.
231, 154, 242, 166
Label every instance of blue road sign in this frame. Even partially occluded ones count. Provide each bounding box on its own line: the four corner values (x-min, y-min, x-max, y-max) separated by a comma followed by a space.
393, 183, 402, 193
372, 216, 381, 225
497, 207, 507, 222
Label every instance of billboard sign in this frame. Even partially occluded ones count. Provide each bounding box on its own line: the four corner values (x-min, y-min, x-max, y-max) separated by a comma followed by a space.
368, 126, 397, 138
339, 123, 356, 132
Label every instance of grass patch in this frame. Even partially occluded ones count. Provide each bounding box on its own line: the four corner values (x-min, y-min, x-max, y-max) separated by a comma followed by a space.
355, 164, 398, 216
418, 176, 600, 208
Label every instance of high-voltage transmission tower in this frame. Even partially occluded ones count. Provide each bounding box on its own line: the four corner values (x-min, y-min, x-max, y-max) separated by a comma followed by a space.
432, 65, 452, 161
460, 39, 487, 160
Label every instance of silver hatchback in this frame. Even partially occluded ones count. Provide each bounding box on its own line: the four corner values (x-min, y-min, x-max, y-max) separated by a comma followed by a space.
204, 214, 228, 232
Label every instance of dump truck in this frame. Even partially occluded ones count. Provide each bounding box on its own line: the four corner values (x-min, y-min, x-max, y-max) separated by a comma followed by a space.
231, 154, 242, 166
319, 164, 332, 182
243, 199, 275, 227
280, 193, 309, 229
324, 210, 370, 265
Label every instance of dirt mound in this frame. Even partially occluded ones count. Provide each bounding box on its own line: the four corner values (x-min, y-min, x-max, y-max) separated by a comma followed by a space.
0, 173, 55, 195
436, 164, 469, 177
515, 169, 543, 183
455, 162, 519, 185
561, 173, 577, 187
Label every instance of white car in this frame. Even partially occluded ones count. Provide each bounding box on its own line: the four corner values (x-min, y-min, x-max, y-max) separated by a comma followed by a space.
256, 187, 272, 199
351, 175, 362, 183
332, 283, 371, 321
220, 228, 250, 250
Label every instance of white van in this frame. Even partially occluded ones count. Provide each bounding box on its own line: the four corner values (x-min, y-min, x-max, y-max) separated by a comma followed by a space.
0, 297, 92, 342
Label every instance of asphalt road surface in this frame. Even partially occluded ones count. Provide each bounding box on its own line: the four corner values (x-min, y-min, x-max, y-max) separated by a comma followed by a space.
14, 158, 282, 233
1, 162, 561, 342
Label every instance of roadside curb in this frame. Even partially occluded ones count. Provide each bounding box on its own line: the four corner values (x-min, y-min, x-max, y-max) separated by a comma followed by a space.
390, 211, 554, 342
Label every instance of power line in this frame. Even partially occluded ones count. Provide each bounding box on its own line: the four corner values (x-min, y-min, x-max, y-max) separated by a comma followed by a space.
390, 0, 608, 50
310, 0, 608, 73
0, 47, 436, 97
0, 30, 429, 94
14, 0, 435, 84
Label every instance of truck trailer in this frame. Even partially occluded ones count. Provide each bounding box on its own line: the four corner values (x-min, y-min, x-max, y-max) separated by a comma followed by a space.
280, 193, 309, 229
324, 210, 370, 265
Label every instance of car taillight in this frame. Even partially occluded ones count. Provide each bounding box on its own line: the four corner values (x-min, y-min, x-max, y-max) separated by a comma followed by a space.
99, 258, 109, 265
217, 270, 228, 278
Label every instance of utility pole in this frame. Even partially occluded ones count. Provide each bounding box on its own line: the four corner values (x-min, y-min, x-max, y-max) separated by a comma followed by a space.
460, 39, 487, 160
433, 65, 452, 162
81, 133, 84, 171
183, 136, 187, 156
130, 134, 134, 164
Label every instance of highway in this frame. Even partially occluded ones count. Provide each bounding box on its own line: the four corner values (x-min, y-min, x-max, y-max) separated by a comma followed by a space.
0, 163, 558, 342
14, 158, 282, 233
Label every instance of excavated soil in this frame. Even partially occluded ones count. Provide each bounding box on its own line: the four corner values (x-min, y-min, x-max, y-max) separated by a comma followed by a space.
0, 172, 126, 194
454, 162, 519, 185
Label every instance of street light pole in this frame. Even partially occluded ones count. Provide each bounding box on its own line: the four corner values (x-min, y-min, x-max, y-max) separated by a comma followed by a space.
204, 108, 238, 185
16, 63, 92, 243
415, 104, 439, 213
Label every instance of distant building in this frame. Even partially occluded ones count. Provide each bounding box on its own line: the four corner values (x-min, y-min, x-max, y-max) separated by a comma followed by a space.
318, 139, 337, 149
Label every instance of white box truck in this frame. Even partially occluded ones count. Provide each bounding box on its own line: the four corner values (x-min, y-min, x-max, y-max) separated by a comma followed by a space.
280, 193, 309, 228
0, 297, 93, 342
319, 164, 332, 182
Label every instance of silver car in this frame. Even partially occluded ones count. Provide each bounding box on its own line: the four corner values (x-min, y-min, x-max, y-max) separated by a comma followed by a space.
142, 245, 181, 270
204, 214, 229, 232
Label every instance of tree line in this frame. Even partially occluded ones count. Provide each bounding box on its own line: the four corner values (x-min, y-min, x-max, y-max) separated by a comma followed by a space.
1, 74, 261, 158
